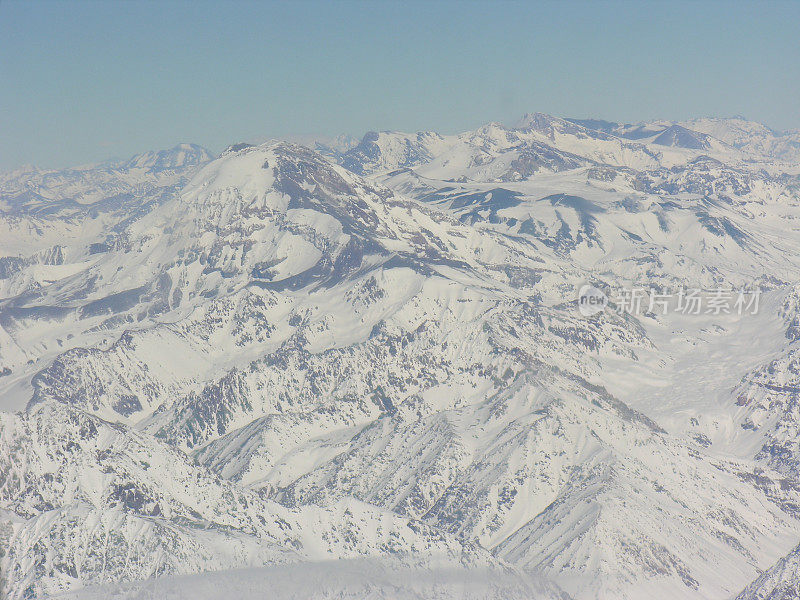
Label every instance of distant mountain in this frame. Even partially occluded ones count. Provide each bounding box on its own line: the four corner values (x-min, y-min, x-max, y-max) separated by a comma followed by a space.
121, 142, 214, 172
0, 142, 214, 288
651, 124, 711, 149
0, 142, 214, 207
681, 116, 800, 163
564, 115, 800, 163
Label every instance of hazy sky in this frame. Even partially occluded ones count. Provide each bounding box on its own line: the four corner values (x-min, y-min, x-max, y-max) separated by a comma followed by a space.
1, 0, 799, 171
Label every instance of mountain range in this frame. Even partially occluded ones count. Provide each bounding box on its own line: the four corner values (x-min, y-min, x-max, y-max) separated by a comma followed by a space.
2, 114, 800, 599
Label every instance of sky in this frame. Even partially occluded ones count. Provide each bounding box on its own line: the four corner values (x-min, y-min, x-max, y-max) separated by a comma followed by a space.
1, 0, 799, 171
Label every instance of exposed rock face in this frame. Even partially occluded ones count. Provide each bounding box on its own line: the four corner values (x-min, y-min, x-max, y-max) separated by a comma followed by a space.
736, 542, 800, 600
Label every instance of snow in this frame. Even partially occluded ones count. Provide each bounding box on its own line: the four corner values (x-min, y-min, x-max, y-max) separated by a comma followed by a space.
2, 118, 800, 599
49, 560, 567, 600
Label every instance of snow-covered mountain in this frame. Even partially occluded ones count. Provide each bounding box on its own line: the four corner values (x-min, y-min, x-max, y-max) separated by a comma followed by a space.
0, 143, 213, 210
0, 143, 215, 287
680, 117, 800, 165
736, 542, 800, 600
2, 115, 800, 599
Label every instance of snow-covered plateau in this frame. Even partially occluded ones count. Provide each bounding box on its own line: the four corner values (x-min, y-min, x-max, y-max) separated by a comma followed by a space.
2, 115, 800, 599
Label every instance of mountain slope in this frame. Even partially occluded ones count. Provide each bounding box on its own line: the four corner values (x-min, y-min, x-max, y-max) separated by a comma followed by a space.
737, 542, 800, 600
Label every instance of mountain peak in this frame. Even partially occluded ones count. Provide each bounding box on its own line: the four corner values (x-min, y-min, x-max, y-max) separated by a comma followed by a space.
651, 124, 710, 149
513, 112, 561, 131
123, 142, 214, 172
